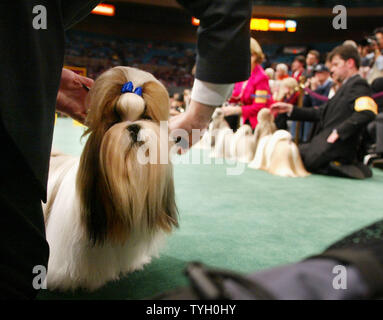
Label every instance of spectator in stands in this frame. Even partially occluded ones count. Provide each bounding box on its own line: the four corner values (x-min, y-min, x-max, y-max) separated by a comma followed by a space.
170, 93, 185, 116
275, 63, 289, 81
366, 77, 383, 160
265, 68, 277, 97
300, 64, 333, 142
273, 77, 299, 104
222, 37, 273, 131
307, 64, 333, 102
305, 50, 320, 78
265, 67, 275, 81
357, 38, 373, 75
271, 45, 377, 179
281, 57, 304, 137
343, 40, 358, 48
358, 38, 374, 60
291, 55, 306, 81
274, 77, 299, 130
366, 27, 383, 84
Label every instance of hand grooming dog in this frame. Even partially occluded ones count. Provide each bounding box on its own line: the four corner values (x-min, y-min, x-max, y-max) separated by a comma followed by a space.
43, 67, 178, 291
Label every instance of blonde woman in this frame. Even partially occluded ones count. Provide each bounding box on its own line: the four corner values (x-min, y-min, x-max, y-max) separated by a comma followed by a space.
223, 38, 273, 130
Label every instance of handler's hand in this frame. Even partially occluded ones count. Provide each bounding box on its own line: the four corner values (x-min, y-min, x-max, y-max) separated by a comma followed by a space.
56, 68, 94, 124
327, 130, 339, 143
222, 105, 242, 117
270, 102, 293, 114
169, 99, 215, 152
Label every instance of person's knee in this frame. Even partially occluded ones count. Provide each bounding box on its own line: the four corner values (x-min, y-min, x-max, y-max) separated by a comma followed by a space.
299, 146, 331, 172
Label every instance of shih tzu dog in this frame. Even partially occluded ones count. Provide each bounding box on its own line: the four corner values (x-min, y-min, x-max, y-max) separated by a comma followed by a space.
230, 124, 256, 163
249, 129, 309, 177
43, 67, 178, 291
212, 124, 255, 161
211, 127, 235, 159
193, 108, 229, 150
253, 108, 277, 151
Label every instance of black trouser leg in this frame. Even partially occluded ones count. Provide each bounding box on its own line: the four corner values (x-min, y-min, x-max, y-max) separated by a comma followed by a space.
0, 132, 49, 299
375, 113, 383, 154
298, 143, 334, 172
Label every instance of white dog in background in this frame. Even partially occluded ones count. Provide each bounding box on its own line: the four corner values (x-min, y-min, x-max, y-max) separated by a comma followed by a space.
248, 108, 309, 177
211, 127, 235, 159
249, 130, 310, 177
253, 108, 277, 150
193, 108, 229, 150
230, 124, 256, 163
43, 67, 178, 291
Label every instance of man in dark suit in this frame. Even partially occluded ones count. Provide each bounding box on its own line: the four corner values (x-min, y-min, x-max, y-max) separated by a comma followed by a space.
271, 45, 377, 178
0, 0, 252, 299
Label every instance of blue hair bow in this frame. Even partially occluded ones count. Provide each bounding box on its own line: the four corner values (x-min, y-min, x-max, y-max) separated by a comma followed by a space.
121, 81, 143, 96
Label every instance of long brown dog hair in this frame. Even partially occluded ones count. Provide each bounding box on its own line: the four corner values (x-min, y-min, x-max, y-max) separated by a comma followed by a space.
76, 67, 178, 245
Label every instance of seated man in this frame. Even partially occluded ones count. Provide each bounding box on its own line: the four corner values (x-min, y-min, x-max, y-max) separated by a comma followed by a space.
271, 45, 377, 179
366, 77, 383, 165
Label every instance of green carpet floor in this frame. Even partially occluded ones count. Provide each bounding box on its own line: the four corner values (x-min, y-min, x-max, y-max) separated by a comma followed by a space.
38, 117, 383, 299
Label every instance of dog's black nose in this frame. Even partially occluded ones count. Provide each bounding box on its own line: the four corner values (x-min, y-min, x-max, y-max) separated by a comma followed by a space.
127, 124, 141, 142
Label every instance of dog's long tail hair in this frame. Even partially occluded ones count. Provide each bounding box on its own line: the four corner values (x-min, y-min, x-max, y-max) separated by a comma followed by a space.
76, 67, 178, 245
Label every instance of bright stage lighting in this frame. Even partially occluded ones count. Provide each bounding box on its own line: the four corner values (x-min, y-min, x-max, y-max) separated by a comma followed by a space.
91, 4, 115, 17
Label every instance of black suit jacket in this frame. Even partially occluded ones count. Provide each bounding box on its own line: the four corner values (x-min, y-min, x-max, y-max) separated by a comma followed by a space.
0, 1, 99, 201
177, 0, 252, 84
290, 74, 376, 168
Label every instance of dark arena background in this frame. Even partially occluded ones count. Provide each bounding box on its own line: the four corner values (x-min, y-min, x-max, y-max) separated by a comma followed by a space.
32, 0, 383, 302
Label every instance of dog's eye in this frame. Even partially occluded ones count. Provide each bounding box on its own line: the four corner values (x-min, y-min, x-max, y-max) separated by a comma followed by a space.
142, 114, 152, 120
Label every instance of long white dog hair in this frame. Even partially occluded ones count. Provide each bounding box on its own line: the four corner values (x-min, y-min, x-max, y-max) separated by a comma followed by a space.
43, 67, 178, 291
193, 107, 229, 150
253, 108, 277, 151
249, 129, 310, 177
230, 124, 256, 163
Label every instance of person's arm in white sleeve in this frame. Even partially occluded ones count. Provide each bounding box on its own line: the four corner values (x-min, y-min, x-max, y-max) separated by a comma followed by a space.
169, 80, 234, 148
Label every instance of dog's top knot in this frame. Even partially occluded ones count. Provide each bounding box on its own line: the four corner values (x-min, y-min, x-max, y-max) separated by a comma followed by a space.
121, 81, 143, 97
116, 81, 146, 121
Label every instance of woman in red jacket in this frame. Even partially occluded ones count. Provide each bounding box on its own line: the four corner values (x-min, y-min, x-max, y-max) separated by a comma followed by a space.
223, 38, 273, 130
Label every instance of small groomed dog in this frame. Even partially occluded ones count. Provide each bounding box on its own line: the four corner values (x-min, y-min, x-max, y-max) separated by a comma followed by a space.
43, 67, 178, 291
253, 108, 277, 151
230, 124, 256, 163
212, 124, 256, 161
212, 109, 275, 163
193, 108, 229, 150
249, 130, 310, 177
